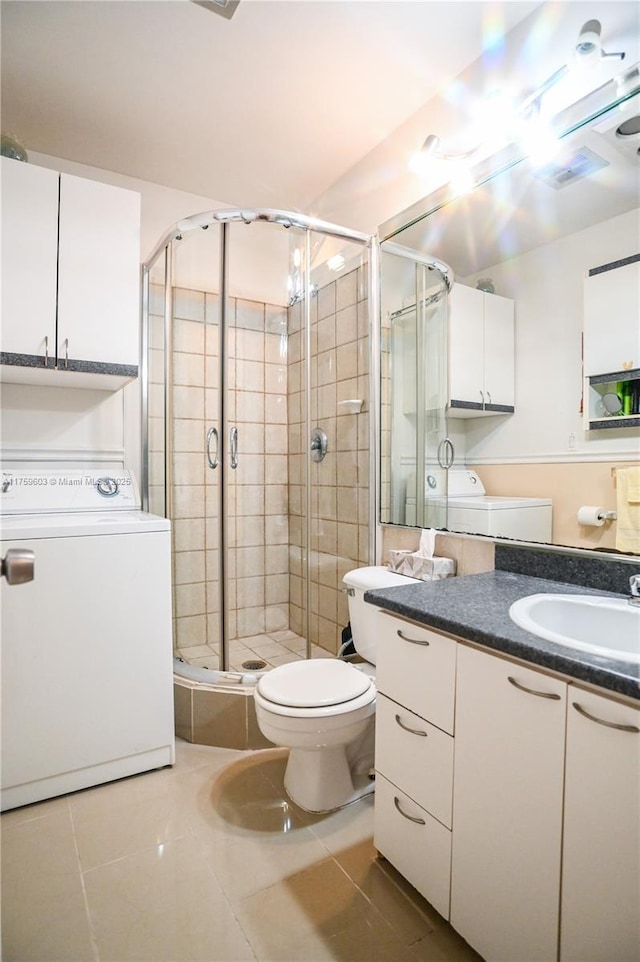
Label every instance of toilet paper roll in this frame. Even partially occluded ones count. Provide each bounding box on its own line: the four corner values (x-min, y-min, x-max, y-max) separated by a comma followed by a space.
577, 506, 605, 527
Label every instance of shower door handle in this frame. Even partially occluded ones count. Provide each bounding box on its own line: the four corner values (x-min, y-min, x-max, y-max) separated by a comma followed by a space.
437, 437, 455, 469
230, 426, 238, 469
206, 427, 219, 469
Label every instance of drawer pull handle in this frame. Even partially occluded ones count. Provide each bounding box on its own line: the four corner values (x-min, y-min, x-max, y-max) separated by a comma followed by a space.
397, 629, 430, 647
393, 796, 426, 825
395, 713, 428, 737
572, 702, 639, 733
507, 676, 561, 700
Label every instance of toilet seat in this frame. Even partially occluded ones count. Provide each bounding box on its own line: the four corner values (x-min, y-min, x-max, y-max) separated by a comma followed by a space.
255, 660, 375, 719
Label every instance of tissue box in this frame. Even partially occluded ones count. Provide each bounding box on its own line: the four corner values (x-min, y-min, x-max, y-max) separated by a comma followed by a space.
388, 549, 456, 581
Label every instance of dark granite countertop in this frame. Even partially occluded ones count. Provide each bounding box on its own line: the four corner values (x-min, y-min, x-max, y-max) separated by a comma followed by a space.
365, 571, 640, 701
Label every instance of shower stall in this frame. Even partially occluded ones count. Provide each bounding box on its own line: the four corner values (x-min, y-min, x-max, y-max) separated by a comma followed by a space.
141, 210, 375, 682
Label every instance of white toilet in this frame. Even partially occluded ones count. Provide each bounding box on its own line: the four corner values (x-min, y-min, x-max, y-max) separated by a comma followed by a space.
253, 566, 416, 813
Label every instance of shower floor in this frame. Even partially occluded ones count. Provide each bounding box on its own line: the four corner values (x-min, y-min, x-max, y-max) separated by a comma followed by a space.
177, 629, 334, 674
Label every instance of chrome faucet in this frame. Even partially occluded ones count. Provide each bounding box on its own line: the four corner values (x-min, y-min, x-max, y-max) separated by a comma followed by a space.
629, 575, 640, 606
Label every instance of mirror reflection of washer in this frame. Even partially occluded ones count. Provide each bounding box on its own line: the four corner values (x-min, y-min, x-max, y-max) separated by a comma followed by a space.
96, 477, 119, 497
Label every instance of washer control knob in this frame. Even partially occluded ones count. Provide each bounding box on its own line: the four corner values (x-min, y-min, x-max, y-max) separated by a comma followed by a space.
96, 477, 119, 498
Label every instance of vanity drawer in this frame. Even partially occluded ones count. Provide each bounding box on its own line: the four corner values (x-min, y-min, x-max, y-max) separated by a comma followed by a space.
374, 773, 452, 920
376, 693, 454, 828
376, 614, 457, 734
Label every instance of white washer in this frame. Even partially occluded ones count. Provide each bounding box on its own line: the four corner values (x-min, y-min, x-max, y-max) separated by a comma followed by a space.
406, 467, 552, 542
0, 463, 175, 811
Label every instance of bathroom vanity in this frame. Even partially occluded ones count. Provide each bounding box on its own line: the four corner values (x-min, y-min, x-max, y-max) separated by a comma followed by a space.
366, 561, 639, 962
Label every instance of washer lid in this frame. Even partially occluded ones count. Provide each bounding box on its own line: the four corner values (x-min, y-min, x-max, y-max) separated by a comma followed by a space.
257, 659, 372, 708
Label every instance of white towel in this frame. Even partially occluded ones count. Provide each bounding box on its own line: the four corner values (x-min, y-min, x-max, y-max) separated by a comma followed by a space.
615, 466, 640, 553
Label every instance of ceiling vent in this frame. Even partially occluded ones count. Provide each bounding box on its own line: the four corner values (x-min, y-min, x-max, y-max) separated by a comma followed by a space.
191, 0, 240, 20
533, 146, 609, 189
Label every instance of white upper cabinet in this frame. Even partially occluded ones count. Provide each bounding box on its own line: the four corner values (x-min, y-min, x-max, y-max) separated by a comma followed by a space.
57, 173, 140, 369
1, 158, 141, 389
449, 283, 515, 416
1, 158, 59, 360
583, 258, 640, 377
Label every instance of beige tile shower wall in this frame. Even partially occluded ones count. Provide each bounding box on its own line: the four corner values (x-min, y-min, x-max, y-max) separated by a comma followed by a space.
151, 286, 289, 652
472, 461, 636, 552
288, 265, 370, 654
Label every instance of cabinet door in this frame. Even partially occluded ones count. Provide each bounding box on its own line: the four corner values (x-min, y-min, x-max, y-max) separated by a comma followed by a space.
1, 158, 59, 360
560, 690, 640, 962
583, 261, 640, 376
57, 174, 140, 367
450, 645, 566, 962
376, 693, 454, 828
483, 292, 514, 408
449, 284, 484, 407
375, 773, 452, 920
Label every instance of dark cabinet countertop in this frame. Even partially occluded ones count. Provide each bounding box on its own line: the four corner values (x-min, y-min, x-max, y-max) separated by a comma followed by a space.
365, 570, 639, 701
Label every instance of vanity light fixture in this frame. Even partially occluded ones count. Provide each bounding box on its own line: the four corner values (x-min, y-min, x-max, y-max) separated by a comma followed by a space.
412, 19, 627, 181
575, 19, 625, 68
190, 0, 240, 20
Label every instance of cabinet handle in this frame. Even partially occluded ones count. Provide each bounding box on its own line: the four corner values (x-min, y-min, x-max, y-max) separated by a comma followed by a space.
395, 713, 428, 737
486, 390, 492, 405
393, 796, 426, 825
572, 701, 639, 733
479, 389, 485, 405
397, 629, 430, 647
63, 337, 69, 370
43, 335, 48, 367
507, 675, 561, 700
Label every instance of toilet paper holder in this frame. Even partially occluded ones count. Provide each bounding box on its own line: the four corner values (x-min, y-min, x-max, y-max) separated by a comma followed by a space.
577, 505, 617, 525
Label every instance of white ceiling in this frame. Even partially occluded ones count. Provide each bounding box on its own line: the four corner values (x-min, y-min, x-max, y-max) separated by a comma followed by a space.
0, 0, 540, 210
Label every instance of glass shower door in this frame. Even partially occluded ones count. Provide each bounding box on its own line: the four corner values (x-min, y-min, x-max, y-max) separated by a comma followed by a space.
380, 243, 450, 529
221, 220, 299, 670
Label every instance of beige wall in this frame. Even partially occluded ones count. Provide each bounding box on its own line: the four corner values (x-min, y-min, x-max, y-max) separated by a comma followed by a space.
472, 461, 633, 552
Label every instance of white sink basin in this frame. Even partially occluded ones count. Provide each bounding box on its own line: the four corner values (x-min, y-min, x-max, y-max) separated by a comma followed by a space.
509, 594, 640, 664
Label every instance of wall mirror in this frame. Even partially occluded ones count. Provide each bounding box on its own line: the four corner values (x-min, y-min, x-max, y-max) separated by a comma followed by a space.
379, 62, 640, 556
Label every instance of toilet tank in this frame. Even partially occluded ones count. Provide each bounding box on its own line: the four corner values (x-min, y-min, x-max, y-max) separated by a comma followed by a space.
342, 566, 416, 665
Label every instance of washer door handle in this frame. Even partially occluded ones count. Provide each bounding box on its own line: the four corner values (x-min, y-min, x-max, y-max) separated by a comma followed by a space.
1, 548, 35, 585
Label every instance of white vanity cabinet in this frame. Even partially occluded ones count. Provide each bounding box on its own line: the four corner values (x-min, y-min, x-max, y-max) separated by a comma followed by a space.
450, 644, 567, 962
373, 613, 456, 919
449, 283, 515, 417
371, 606, 639, 962
1, 157, 140, 387
560, 688, 640, 962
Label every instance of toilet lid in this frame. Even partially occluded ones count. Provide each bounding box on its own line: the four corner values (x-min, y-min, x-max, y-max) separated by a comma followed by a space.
257, 659, 372, 708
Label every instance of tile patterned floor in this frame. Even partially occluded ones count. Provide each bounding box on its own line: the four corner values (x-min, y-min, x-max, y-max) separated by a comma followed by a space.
178, 630, 334, 674
1, 739, 483, 962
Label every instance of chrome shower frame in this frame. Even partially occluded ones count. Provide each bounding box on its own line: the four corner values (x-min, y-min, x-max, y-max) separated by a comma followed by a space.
141, 207, 375, 672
